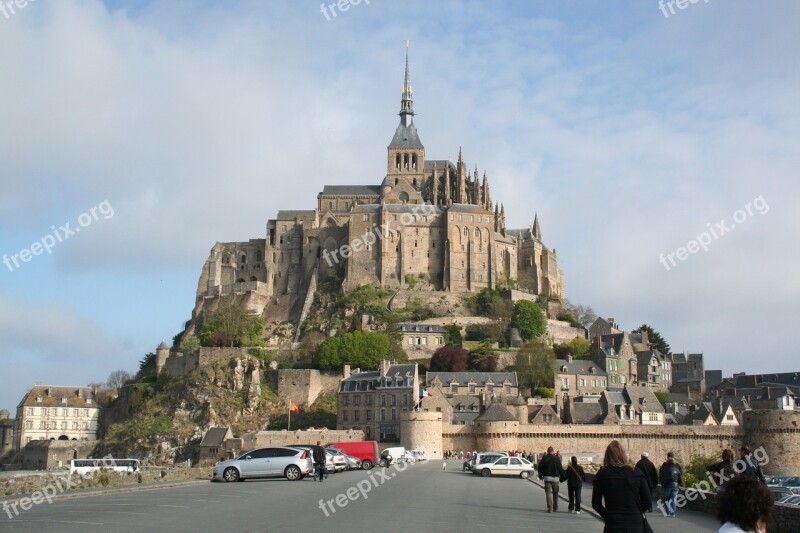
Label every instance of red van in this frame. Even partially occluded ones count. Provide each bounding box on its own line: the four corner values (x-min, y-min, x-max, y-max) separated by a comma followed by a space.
326, 441, 379, 470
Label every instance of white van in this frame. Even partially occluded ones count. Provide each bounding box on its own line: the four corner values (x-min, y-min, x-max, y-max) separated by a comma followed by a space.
380, 447, 406, 466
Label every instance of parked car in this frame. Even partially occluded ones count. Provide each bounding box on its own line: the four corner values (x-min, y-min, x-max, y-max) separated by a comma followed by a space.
770, 487, 797, 503
473, 456, 535, 479
778, 495, 800, 506
465, 452, 508, 472
766, 476, 791, 487
212, 446, 312, 482
344, 455, 362, 470
781, 477, 800, 489
326, 448, 347, 472
326, 441, 379, 470
380, 447, 406, 467
410, 450, 428, 462
292, 445, 335, 474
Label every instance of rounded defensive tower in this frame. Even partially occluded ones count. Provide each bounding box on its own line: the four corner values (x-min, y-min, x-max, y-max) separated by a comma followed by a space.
401, 410, 443, 459
741, 409, 800, 476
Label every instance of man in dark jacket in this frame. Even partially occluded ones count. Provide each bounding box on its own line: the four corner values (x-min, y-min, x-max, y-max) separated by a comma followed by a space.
312, 441, 327, 482
659, 452, 682, 517
537, 447, 565, 512
634, 452, 658, 512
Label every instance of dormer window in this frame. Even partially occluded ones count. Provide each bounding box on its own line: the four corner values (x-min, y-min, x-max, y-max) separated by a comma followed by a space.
561, 366, 568, 373
36, 397, 42, 404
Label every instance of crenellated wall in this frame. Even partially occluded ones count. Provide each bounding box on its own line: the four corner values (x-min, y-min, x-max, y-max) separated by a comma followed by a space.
410, 410, 800, 472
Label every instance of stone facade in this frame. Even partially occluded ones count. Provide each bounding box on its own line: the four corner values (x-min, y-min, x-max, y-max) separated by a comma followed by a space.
186, 47, 565, 334
20, 440, 96, 470
14, 386, 100, 450
241, 429, 364, 451
553, 356, 608, 397
399, 404, 800, 475
545, 319, 586, 345
276, 368, 344, 407
337, 361, 420, 442
398, 322, 447, 360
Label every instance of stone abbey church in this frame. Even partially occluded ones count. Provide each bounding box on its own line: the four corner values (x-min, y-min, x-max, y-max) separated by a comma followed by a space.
193, 49, 564, 324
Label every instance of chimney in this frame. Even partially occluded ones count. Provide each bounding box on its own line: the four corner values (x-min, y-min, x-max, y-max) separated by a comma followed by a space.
379, 360, 391, 377
343, 364, 351, 378
566, 353, 573, 363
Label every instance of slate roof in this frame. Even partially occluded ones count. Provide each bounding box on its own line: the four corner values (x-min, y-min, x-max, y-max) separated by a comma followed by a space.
320, 185, 382, 197
448, 204, 492, 214
570, 403, 605, 424
276, 210, 315, 220
475, 402, 516, 422
624, 385, 665, 414
399, 323, 447, 334
426, 372, 518, 387
17, 386, 97, 409
449, 395, 480, 410
200, 427, 231, 447
340, 364, 417, 392
424, 160, 456, 172
554, 359, 606, 376
389, 122, 423, 149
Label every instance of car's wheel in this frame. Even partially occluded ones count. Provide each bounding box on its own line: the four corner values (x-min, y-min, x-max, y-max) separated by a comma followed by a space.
362, 460, 373, 470
285, 465, 302, 481
481, 469, 491, 477
223, 467, 240, 483
520, 471, 530, 479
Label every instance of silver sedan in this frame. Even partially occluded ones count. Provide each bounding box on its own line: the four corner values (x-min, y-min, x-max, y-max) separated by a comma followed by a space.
212, 446, 313, 482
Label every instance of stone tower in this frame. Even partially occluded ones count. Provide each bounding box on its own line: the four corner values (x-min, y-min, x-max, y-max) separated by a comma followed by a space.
155, 341, 170, 375
382, 42, 426, 206
741, 409, 800, 476
401, 410, 443, 459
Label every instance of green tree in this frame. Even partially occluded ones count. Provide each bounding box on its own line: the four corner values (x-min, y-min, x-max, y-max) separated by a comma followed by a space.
634, 324, 671, 355
468, 342, 498, 372
511, 300, 547, 340
178, 335, 201, 351
443, 324, 463, 347
514, 339, 555, 392
313, 331, 392, 370
199, 303, 265, 347
566, 336, 591, 360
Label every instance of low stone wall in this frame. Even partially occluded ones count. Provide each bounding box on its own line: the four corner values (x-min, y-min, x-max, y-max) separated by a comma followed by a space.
441, 424, 745, 466
0, 466, 208, 500
673, 488, 799, 533
242, 429, 365, 450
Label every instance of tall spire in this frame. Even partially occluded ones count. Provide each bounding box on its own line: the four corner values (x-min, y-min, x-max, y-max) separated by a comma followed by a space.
399, 39, 414, 125
532, 212, 542, 240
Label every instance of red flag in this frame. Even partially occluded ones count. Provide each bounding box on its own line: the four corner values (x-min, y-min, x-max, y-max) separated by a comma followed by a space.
289, 400, 300, 413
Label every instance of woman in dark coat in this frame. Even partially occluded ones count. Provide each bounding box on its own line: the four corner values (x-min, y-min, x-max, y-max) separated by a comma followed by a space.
592, 440, 652, 533
566, 456, 586, 513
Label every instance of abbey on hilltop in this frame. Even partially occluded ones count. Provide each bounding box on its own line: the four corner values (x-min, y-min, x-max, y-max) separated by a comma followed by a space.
191, 46, 564, 324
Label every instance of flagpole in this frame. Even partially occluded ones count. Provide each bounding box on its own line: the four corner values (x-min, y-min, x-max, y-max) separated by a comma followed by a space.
288, 398, 291, 431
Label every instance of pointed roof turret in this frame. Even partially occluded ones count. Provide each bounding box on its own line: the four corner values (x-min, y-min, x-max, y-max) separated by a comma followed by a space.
532, 212, 542, 240
389, 41, 423, 149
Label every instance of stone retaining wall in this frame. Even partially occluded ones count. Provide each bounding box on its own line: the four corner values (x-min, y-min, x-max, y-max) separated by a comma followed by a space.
0, 466, 208, 500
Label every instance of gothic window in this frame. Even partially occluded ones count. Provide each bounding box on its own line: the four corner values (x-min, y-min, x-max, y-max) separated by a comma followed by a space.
399, 192, 409, 203
463, 227, 468, 236
255, 251, 262, 261
241, 254, 247, 263
404, 154, 409, 169
412, 154, 417, 169
329, 202, 333, 209
396, 154, 401, 169
475, 228, 480, 238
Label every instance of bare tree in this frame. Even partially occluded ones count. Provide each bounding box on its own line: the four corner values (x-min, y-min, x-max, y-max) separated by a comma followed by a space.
106, 369, 132, 391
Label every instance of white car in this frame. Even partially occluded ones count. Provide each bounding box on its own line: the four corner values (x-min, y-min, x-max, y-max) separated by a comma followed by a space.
473, 456, 535, 479
410, 450, 428, 462
326, 448, 347, 472
380, 447, 406, 466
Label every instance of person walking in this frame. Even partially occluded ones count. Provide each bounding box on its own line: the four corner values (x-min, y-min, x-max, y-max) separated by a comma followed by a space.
537, 446, 565, 512
659, 452, 682, 517
716, 474, 774, 533
312, 441, 327, 482
566, 456, 586, 514
592, 440, 652, 533
634, 452, 658, 512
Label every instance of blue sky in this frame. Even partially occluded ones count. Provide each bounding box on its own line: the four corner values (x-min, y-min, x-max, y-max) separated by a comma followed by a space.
1, 0, 798, 410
